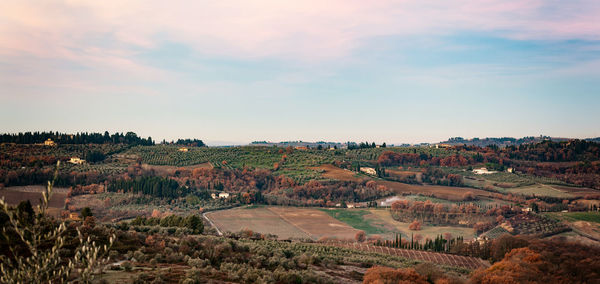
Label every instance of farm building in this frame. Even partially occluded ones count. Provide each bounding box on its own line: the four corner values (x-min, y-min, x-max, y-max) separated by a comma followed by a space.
212, 192, 230, 199
178, 147, 189, 152
435, 143, 452, 149
68, 157, 85, 164
360, 167, 376, 175
44, 138, 56, 146
473, 168, 496, 175
68, 212, 81, 221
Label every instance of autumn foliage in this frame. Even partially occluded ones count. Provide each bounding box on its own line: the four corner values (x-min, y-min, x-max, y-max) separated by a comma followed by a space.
408, 220, 422, 231
470, 236, 600, 284
363, 267, 428, 284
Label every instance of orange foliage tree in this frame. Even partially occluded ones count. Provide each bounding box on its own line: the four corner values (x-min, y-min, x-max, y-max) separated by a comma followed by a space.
363, 266, 428, 284
409, 220, 422, 231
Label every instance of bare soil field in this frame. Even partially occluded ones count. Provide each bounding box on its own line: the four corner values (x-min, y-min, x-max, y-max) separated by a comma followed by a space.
0, 185, 68, 217
206, 207, 310, 240
505, 184, 599, 198
546, 212, 600, 243
552, 185, 600, 197
368, 209, 476, 240
571, 221, 600, 241
309, 164, 366, 182
377, 180, 493, 201
269, 207, 361, 240
141, 162, 213, 176
207, 206, 363, 240
386, 169, 423, 182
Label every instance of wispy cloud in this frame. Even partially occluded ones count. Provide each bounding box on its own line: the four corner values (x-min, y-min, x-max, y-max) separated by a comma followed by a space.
2, 1, 600, 62
1, 1, 600, 142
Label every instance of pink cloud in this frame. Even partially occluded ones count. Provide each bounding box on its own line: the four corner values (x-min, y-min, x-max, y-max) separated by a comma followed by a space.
1, 0, 599, 64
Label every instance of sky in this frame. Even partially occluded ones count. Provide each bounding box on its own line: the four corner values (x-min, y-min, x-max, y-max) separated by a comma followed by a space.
1, 1, 600, 145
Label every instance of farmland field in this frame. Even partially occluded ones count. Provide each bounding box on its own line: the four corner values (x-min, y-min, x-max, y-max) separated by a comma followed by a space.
269, 207, 361, 240
321, 209, 388, 234
552, 185, 600, 197
504, 184, 576, 198
207, 206, 362, 240
377, 180, 493, 201
323, 241, 490, 270
315, 207, 477, 241
206, 206, 310, 239
368, 209, 477, 240
379, 195, 454, 206
309, 164, 366, 182
0, 185, 68, 217
208, 206, 479, 241
549, 211, 600, 224
386, 168, 423, 182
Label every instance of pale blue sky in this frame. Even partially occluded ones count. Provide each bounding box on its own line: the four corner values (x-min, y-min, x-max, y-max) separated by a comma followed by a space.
1, 1, 599, 145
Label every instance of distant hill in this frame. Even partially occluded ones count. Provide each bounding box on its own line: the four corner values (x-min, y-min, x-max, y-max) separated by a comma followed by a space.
586, 137, 600, 143
250, 141, 343, 149
440, 136, 572, 147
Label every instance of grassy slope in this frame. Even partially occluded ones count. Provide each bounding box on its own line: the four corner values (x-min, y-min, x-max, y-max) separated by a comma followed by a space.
368, 209, 477, 240
320, 209, 388, 235
559, 212, 600, 223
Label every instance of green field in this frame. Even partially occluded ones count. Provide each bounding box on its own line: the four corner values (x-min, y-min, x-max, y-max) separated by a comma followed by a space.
321, 209, 388, 234
559, 212, 600, 223
368, 209, 477, 240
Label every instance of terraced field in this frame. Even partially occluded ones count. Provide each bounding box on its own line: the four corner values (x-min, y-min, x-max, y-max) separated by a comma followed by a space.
322, 241, 490, 270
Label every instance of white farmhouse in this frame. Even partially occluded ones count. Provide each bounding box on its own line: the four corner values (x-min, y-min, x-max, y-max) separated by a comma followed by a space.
360, 167, 377, 176
68, 157, 85, 165
473, 168, 496, 175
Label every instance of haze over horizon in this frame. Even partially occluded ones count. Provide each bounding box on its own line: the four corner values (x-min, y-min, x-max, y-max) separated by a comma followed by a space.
2, 1, 600, 144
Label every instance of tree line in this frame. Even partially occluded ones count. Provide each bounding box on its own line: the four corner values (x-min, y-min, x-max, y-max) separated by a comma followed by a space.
0, 131, 154, 145
107, 176, 184, 199
129, 215, 204, 234
346, 141, 386, 150
172, 139, 206, 147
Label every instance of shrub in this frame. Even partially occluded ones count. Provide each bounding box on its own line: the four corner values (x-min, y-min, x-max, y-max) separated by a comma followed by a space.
355, 231, 367, 242
409, 220, 422, 231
